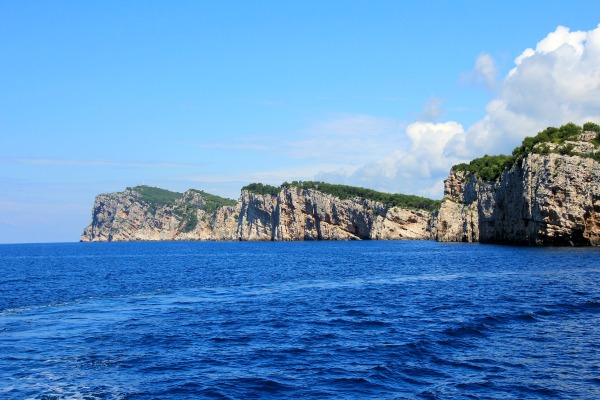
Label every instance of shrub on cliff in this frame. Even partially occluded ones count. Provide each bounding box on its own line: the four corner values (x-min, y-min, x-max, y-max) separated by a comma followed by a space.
454, 122, 599, 181
243, 181, 441, 211
453, 155, 515, 181
585, 122, 600, 146
189, 189, 236, 213
511, 122, 583, 160
583, 122, 600, 133
129, 185, 182, 205
290, 181, 441, 211
128, 186, 235, 232
180, 212, 198, 233
242, 183, 280, 196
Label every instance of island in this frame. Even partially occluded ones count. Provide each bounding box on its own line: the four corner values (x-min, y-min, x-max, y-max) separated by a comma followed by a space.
81, 123, 600, 246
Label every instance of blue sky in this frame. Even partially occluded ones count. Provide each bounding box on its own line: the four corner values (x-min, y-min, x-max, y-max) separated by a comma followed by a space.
2, 1, 600, 243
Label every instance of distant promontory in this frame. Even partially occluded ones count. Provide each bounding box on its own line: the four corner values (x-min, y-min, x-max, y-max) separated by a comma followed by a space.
81, 123, 600, 246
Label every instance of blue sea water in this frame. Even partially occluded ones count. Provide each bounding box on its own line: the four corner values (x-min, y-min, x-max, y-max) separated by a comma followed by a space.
1, 241, 600, 399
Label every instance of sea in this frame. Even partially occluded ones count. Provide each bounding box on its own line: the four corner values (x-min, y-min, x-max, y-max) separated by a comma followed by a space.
1, 241, 600, 399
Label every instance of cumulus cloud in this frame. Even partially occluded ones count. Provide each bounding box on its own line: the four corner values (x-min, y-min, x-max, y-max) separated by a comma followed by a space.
450, 24, 600, 158
316, 121, 465, 197
416, 96, 445, 122
198, 25, 600, 199
319, 24, 600, 198
464, 52, 498, 90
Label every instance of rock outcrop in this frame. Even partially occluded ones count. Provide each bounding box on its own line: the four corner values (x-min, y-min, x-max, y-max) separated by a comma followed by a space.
81, 186, 433, 242
80, 189, 239, 242
239, 188, 432, 241
81, 128, 600, 246
433, 132, 600, 246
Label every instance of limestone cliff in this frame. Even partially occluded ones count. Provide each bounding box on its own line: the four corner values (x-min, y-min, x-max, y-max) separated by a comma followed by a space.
82, 126, 599, 245
80, 188, 239, 242
433, 131, 600, 245
238, 187, 432, 241
81, 186, 434, 242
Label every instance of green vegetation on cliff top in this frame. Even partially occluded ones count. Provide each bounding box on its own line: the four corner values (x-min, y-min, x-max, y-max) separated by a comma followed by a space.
187, 189, 237, 213
454, 122, 600, 181
127, 186, 235, 210
128, 185, 182, 205
240, 183, 280, 196
242, 181, 442, 212
126, 185, 236, 233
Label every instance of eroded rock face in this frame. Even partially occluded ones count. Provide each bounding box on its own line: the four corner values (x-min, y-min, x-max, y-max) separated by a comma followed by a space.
83, 131, 599, 246
81, 187, 434, 242
289, 188, 428, 240
431, 200, 479, 243
236, 191, 278, 241
80, 189, 239, 242
235, 187, 433, 241
434, 147, 600, 246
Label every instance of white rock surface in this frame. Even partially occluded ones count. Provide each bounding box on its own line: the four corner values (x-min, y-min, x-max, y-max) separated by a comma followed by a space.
81, 187, 433, 242
434, 134, 600, 245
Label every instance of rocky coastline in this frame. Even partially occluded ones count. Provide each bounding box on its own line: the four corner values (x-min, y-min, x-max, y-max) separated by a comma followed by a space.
432, 130, 600, 246
81, 186, 432, 242
81, 127, 600, 246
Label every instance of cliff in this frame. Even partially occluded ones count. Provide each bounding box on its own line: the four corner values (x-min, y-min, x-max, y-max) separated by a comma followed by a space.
81, 124, 600, 246
80, 187, 239, 242
81, 185, 434, 242
433, 129, 600, 245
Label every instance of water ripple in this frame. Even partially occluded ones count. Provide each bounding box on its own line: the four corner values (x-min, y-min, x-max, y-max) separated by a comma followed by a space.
1, 241, 600, 399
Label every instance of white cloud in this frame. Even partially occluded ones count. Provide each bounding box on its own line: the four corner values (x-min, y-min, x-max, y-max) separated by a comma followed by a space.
464, 52, 498, 90
185, 114, 408, 167
450, 24, 600, 158
284, 114, 408, 164
320, 24, 600, 198
416, 96, 445, 122
317, 121, 466, 197
185, 24, 600, 200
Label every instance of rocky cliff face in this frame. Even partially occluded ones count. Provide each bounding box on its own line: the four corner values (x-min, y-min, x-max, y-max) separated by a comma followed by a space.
81, 186, 433, 242
80, 189, 239, 242
433, 133, 600, 245
82, 131, 599, 245
239, 187, 432, 241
